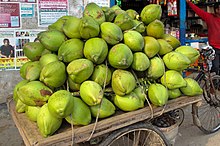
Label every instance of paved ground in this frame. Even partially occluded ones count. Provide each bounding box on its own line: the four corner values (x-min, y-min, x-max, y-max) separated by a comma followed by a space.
175, 106, 220, 146
0, 103, 25, 146
1, 100, 220, 146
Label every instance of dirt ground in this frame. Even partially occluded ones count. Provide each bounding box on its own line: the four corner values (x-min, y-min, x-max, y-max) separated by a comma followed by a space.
1, 101, 220, 146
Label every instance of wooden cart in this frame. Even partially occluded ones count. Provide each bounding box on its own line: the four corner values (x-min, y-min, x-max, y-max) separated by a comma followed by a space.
9, 95, 202, 146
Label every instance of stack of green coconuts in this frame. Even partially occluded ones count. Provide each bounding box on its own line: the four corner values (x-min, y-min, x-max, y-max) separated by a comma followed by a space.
13, 3, 203, 137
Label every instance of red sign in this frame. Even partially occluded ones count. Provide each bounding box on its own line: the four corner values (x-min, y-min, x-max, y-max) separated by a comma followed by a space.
0, 0, 36, 3
0, 3, 21, 28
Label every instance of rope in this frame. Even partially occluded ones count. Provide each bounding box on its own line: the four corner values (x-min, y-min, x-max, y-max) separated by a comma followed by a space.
156, 54, 168, 117
71, 113, 75, 146
66, 80, 75, 146
87, 60, 109, 141
131, 69, 154, 120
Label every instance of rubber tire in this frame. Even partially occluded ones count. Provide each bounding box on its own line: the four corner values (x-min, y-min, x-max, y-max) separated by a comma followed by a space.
193, 75, 220, 134
99, 122, 170, 146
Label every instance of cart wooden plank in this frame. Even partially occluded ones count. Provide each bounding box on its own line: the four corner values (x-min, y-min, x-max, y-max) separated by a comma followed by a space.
9, 95, 202, 146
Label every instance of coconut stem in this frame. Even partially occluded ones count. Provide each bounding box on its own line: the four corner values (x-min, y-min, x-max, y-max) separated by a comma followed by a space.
131, 21, 143, 30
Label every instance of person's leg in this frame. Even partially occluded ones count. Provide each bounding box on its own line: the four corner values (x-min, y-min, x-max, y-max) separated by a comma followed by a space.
211, 48, 220, 75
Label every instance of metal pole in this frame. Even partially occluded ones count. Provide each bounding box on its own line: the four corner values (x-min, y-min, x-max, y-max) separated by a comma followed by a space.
179, 0, 186, 45
110, 0, 115, 7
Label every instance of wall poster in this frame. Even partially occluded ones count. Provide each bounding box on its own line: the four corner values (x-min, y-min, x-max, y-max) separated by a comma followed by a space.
84, 0, 110, 7
0, 29, 45, 71
21, 3, 35, 18
0, 0, 36, 3
0, 2, 21, 28
38, 0, 69, 27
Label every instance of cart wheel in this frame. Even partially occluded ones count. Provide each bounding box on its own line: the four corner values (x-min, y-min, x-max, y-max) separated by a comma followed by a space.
169, 108, 185, 126
192, 75, 220, 134
99, 122, 170, 146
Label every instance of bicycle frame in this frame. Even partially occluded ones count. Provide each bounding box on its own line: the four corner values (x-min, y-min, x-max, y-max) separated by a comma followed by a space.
194, 50, 220, 106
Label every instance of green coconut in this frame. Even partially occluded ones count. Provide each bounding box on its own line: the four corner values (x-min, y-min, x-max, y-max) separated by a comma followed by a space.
102, 7, 116, 22
13, 80, 29, 103
113, 92, 144, 112
146, 19, 164, 39
80, 81, 103, 106
108, 43, 133, 69
133, 86, 147, 102
132, 20, 146, 34
58, 39, 84, 63
123, 30, 144, 52
25, 106, 41, 122
180, 78, 203, 96
83, 2, 106, 25
38, 30, 66, 52
100, 22, 123, 45
41, 49, 51, 56
40, 61, 67, 88
161, 70, 187, 89
39, 54, 59, 69
91, 64, 112, 87
68, 77, 81, 91
23, 42, 45, 61
79, 16, 100, 40
65, 97, 91, 126
140, 4, 162, 25
84, 37, 108, 64
157, 39, 173, 56
111, 69, 136, 96
21, 61, 41, 81
20, 61, 32, 79
148, 83, 168, 106
175, 45, 200, 64
168, 88, 182, 99
48, 90, 74, 118
111, 5, 122, 11
67, 59, 94, 84
48, 15, 72, 32
132, 52, 150, 71
90, 97, 116, 118
162, 34, 181, 49
15, 99, 27, 113
143, 36, 161, 58
17, 81, 52, 106
37, 104, 62, 137
114, 12, 135, 31
147, 57, 165, 80
126, 9, 139, 19
163, 51, 191, 71
63, 16, 81, 39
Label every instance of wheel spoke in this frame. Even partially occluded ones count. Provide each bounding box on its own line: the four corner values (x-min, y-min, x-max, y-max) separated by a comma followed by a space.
194, 76, 220, 133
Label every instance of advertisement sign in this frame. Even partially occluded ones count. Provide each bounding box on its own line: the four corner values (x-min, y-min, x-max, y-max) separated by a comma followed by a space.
0, 0, 36, 3
84, 0, 110, 7
0, 29, 45, 71
0, 30, 16, 70
38, 0, 69, 27
71, 0, 83, 18
21, 3, 35, 18
167, 0, 178, 16
0, 3, 21, 28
